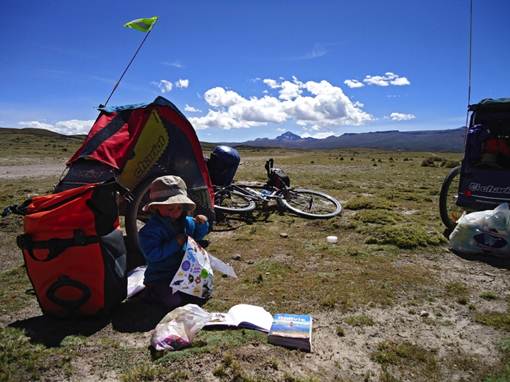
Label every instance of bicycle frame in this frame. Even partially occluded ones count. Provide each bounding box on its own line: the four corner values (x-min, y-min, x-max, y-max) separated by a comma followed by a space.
217, 183, 283, 204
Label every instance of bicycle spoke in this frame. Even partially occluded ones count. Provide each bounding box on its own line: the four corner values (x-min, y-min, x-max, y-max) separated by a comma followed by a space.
287, 190, 340, 215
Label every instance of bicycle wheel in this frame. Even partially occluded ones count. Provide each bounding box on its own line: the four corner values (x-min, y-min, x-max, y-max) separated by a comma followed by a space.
214, 188, 256, 214
439, 166, 465, 231
125, 175, 158, 268
279, 189, 342, 219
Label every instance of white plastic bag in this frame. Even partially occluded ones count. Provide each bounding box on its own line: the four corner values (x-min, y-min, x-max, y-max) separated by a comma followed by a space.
449, 203, 510, 255
150, 304, 211, 351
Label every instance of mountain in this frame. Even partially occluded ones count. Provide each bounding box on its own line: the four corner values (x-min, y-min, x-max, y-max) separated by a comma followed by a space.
236, 128, 465, 152
275, 131, 302, 141
0, 127, 84, 140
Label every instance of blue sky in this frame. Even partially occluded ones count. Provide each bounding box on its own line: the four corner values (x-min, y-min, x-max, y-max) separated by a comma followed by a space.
2, 0, 509, 142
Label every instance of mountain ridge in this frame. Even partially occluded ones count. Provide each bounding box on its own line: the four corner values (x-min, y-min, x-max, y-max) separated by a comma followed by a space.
230, 127, 465, 152
0, 126, 466, 152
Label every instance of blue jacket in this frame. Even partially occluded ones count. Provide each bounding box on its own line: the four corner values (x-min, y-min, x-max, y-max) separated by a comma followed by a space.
139, 214, 209, 283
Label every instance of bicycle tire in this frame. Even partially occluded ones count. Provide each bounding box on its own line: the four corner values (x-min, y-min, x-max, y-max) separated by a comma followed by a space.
125, 175, 159, 265
214, 189, 256, 214
279, 189, 342, 219
439, 165, 465, 231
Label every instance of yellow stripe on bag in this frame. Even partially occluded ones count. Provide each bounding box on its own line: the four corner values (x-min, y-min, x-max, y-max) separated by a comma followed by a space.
118, 109, 168, 189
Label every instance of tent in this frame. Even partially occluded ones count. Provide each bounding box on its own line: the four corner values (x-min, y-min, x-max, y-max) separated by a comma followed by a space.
56, 96, 214, 221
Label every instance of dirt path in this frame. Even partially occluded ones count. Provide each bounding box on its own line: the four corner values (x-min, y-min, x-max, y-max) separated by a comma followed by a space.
0, 164, 65, 179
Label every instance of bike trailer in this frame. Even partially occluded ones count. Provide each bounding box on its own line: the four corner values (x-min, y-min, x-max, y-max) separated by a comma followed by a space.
457, 98, 510, 210
207, 145, 240, 186
15, 182, 127, 318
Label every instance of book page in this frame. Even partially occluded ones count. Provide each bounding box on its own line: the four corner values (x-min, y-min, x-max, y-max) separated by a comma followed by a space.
228, 304, 273, 332
204, 312, 237, 327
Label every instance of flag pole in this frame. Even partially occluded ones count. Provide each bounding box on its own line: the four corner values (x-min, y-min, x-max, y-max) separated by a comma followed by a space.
101, 30, 152, 108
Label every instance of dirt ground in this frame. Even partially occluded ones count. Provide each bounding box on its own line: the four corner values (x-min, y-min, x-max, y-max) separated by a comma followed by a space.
0, 164, 66, 179
1, 154, 509, 382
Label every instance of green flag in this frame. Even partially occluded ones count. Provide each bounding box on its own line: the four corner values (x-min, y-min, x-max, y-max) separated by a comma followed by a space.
124, 16, 158, 32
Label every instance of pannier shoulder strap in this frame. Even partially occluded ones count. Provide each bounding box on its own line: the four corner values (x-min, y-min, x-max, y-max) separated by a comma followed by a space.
17, 230, 99, 262
1, 198, 33, 217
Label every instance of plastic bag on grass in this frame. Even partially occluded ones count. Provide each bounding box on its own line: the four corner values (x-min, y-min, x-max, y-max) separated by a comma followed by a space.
449, 203, 510, 256
150, 304, 211, 352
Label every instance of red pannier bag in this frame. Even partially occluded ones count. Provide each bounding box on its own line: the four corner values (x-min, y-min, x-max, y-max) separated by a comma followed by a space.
16, 182, 127, 318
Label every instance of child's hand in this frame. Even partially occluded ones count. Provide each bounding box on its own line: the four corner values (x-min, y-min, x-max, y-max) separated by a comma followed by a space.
176, 233, 187, 246
194, 214, 208, 224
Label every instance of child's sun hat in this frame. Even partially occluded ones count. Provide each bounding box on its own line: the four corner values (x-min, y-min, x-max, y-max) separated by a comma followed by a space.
142, 175, 196, 212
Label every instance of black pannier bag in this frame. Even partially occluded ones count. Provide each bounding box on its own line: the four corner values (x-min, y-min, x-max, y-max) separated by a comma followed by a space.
15, 182, 127, 318
268, 168, 291, 189
265, 159, 290, 189
207, 145, 240, 186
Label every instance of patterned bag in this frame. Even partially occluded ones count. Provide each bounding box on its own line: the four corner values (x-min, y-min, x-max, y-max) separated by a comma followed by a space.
170, 237, 213, 299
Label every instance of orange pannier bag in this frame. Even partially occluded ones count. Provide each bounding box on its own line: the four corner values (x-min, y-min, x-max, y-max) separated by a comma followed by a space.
16, 182, 127, 318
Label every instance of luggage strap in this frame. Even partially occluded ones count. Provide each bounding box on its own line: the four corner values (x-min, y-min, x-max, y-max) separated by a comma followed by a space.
17, 230, 99, 262
2, 198, 32, 218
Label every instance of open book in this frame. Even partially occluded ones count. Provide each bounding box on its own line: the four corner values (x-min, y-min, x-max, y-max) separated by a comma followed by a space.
204, 304, 273, 333
268, 314, 313, 352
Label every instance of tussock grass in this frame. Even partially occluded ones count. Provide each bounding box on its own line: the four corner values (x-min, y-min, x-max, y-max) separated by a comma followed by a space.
154, 330, 266, 364
475, 310, 510, 331
0, 327, 72, 381
480, 291, 499, 301
344, 314, 374, 327
344, 196, 394, 210
364, 224, 446, 249
354, 209, 402, 224
371, 341, 438, 379
0, 266, 33, 315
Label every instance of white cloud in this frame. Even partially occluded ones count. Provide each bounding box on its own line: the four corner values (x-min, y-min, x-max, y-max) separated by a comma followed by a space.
156, 80, 173, 93
363, 72, 410, 87
390, 77, 410, 86
162, 61, 184, 68
263, 79, 279, 89
279, 79, 303, 100
19, 119, 94, 135
175, 79, 189, 88
19, 120, 54, 130
190, 110, 260, 130
344, 79, 365, 88
389, 112, 416, 121
184, 104, 201, 113
204, 87, 245, 108
189, 77, 372, 130
291, 42, 332, 60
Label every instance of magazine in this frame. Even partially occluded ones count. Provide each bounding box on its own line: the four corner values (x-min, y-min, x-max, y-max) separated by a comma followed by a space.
268, 314, 313, 352
204, 304, 273, 332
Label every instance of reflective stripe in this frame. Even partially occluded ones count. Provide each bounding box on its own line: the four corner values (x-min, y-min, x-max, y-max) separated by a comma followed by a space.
79, 113, 130, 158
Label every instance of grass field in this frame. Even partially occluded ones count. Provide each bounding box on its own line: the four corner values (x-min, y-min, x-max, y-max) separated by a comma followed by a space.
0, 132, 509, 381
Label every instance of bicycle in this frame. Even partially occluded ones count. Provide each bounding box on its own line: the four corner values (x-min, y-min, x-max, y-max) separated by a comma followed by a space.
214, 159, 342, 219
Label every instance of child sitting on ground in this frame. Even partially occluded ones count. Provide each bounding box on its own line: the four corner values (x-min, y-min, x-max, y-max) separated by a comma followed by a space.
139, 175, 209, 309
